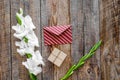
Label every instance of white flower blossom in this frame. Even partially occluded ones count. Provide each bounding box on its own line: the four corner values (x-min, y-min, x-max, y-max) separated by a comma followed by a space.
15, 31, 39, 49
12, 15, 36, 40
26, 31, 39, 47
15, 40, 34, 56
22, 59, 42, 75
22, 51, 44, 75
24, 15, 36, 29
12, 9, 44, 76
16, 47, 34, 56
31, 51, 45, 66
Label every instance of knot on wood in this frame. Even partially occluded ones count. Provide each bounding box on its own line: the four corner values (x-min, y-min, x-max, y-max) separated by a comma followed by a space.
87, 67, 93, 74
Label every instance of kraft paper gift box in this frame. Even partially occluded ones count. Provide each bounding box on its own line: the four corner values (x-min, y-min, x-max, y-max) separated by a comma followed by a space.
43, 25, 72, 45
48, 48, 67, 67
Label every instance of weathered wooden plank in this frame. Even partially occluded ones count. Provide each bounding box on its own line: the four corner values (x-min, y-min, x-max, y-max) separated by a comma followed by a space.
0, 0, 11, 80
70, 0, 84, 80
23, 0, 42, 79
1, 0, 119, 80
52, 0, 72, 80
41, 0, 72, 80
100, 0, 120, 80
40, 0, 57, 80
78, 0, 100, 80
10, 0, 30, 79
41, 0, 54, 80
10, 0, 41, 80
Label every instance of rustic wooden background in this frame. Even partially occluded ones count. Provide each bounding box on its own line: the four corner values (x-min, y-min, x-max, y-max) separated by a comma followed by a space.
0, 0, 120, 80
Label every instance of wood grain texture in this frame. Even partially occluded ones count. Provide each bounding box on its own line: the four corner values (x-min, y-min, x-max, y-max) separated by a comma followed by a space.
80, 0, 100, 80
11, 0, 30, 80
100, 0, 120, 80
52, 0, 72, 79
0, 0, 11, 80
70, 0, 84, 79
41, 0, 72, 80
0, 0, 120, 80
41, 0, 54, 80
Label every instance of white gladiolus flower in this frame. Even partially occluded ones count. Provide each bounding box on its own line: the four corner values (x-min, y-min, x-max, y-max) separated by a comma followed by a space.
12, 24, 26, 39
22, 59, 42, 75
26, 31, 39, 47
15, 32, 39, 48
16, 47, 34, 56
32, 51, 45, 66
12, 24, 24, 34
24, 15, 36, 29
15, 40, 28, 48
15, 40, 34, 56
22, 51, 44, 75
12, 8, 44, 77
12, 15, 36, 40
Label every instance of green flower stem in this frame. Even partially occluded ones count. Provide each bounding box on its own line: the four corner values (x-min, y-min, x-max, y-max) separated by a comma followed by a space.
61, 40, 102, 80
62, 65, 76, 80
29, 73, 38, 80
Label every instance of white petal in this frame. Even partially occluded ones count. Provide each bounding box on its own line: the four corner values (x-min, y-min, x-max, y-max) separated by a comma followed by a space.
22, 59, 36, 69
22, 59, 42, 75
15, 41, 27, 48
12, 25, 18, 31
35, 51, 43, 60
22, 60, 30, 69
29, 66, 42, 75
25, 47, 34, 54
15, 41, 21, 46
26, 31, 39, 47
13, 30, 29, 39
12, 24, 25, 33
24, 15, 36, 29
17, 48, 26, 56
32, 51, 44, 66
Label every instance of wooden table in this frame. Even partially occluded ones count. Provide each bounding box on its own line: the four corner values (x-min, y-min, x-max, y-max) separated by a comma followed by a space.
0, 0, 120, 80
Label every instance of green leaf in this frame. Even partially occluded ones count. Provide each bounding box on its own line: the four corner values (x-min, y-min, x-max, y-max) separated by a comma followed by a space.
77, 54, 88, 63
16, 13, 22, 25
75, 61, 84, 70
23, 36, 29, 43
61, 65, 76, 80
29, 73, 38, 80
60, 40, 102, 80
65, 65, 76, 76
89, 40, 102, 53
61, 71, 73, 80
26, 53, 32, 58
